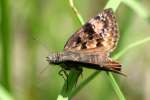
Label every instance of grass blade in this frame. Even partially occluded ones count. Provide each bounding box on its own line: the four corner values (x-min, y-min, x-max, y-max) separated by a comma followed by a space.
105, 0, 122, 11
107, 72, 125, 100
122, 0, 149, 20
0, 0, 11, 91
113, 37, 150, 59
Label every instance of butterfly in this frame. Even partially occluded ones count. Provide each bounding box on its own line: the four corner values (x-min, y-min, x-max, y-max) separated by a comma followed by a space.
47, 8, 125, 80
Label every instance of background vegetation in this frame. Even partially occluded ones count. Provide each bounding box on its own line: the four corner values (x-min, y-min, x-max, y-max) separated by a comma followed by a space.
0, 0, 150, 100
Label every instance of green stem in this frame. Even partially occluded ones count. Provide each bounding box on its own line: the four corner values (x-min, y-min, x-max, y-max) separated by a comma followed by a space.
0, 0, 11, 91
113, 37, 150, 59
122, 0, 149, 20
107, 72, 125, 100
68, 0, 85, 24
105, 0, 122, 11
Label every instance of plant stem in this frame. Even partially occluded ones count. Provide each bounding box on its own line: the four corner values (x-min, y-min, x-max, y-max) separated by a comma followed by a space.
105, 0, 122, 11
0, 0, 11, 91
113, 37, 150, 59
122, 0, 149, 20
68, 0, 84, 24
107, 72, 125, 100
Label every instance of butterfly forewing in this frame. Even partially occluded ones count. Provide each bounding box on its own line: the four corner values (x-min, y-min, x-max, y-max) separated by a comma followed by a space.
64, 8, 119, 53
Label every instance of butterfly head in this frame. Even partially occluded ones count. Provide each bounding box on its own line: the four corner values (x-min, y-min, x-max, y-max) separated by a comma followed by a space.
46, 52, 63, 64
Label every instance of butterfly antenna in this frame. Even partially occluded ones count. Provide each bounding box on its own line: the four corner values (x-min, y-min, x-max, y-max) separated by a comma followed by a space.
31, 35, 50, 51
39, 64, 50, 75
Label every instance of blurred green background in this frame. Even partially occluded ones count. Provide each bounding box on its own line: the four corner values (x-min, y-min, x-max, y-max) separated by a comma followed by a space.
0, 0, 150, 100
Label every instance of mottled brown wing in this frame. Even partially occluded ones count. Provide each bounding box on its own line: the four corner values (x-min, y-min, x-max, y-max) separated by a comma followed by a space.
64, 8, 119, 53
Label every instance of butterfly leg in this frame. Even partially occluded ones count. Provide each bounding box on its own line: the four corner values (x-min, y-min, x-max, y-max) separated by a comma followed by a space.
58, 68, 69, 81
58, 68, 69, 90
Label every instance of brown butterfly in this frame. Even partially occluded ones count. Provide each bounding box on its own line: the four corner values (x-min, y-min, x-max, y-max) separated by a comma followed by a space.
47, 8, 125, 78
